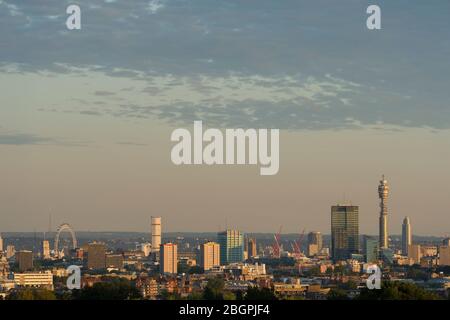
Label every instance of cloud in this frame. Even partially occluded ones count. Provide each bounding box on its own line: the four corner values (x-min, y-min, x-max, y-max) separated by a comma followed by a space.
94, 90, 115, 96
0, 0, 449, 130
146, 0, 164, 14
80, 110, 102, 116
0, 126, 90, 146
0, 132, 54, 145
116, 141, 148, 146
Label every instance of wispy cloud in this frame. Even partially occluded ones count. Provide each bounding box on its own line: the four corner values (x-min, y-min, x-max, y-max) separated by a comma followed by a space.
146, 0, 164, 14
0, 132, 54, 145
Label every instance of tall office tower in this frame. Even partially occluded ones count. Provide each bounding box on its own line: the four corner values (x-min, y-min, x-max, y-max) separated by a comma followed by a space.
0, 233, 3, 252
42, 240, 51, 259
402, 217, 412, 256
6, 245, 15, 259
247, 238, 257, 258
200, 242, 220, 271
160, 243, 177, 274
378, 175, 390, 249
87, 243, 106, 269
151, 216, 162, 253
363, 235, 379, 263
217, 230, 244, 265
16, 250, 33, 272
331, 205, 359, 261
308, 232, 323, 252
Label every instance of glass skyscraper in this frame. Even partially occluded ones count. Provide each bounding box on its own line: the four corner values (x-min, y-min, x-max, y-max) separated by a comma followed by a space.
217, 230, 244, 265
331, 205, 359, 261
363, 235, 379, 263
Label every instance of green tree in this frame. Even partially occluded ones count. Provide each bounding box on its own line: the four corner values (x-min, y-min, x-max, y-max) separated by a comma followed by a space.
327, 288, 350, 300
188, 266, 204, 274
203, 277, 225, 300
73, 279, 141, 300
187, 292, 203, 300
406, 268, 429, 281
7, 288, 56, 300
245, 287, 277, 300
357, 281, 441, 300
223, 292, 236, 300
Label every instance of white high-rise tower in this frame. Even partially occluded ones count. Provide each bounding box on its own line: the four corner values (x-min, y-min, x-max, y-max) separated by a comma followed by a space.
151, 216, 162, 253
402, 216, 412, 256
378, 175, 390, 249
0, 233, 3, 252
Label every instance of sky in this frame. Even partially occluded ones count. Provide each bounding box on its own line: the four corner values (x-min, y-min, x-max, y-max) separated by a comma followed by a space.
0, 0, 450, 235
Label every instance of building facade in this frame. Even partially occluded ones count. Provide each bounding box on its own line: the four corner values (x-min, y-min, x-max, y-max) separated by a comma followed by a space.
331, 205, 359, 261
87, 243, 106, 269
16, 250, 33, 272
160, 243, 177, 274
6, 245, 15, 259
13, 271, 54, 290
439, 246, 450, 266
151, 216, 162, 254
42, 240, 50, 259
247, 238, 257, 258
200, 242, 220, 271
363, 235, 379, 263
408, 244, 422, 265
402, 217, 412, 256
218, 230, 244, 265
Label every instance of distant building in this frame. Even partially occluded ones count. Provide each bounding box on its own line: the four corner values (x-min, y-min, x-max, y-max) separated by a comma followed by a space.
363, 235, 379, 263
42, 240, 51, 259
408, 244, 422, 265
247, 238, 257, 258
106, 254, 124, 269
308, 232, 323, 252
402, 217, 412, 256
443, 238, 450, 247
0, 233, 3, 252
380, 248, 394, 265
139, 277, 159, 299
439, 246, 450, 266
6, 245, 15, 259
273, 279, 306, 298
200, 242, 220, 271
307, 244, 319, 257
218, 230, 244, 265
160, 243, 177, 275
141, 243, 152, 257
223, 262, 266, 280
13, 271, 53, 290
16, 250, 33, 272
331, 205, 359, 261
421, 245, 438, 257
87, 243, 106, 269
151, 217, 162, 253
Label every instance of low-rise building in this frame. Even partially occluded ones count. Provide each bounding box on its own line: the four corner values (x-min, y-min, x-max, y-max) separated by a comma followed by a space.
13, 271, 53, 290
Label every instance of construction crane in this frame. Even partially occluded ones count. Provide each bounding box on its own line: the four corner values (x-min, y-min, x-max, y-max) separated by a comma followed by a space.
272, 226, 282, 258
292, 229, 305, 255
